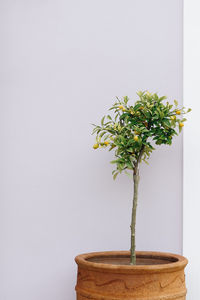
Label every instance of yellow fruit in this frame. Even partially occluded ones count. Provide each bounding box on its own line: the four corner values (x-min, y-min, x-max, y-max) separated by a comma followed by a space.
122, 108, 126, 111
176, 110, 181, 115
179, 122, 184, 127
134, 136, 139, 142
170, 116, 176, 120
118, 105, 124, 110
93, 143, 99, 149
104, 141, 109, 146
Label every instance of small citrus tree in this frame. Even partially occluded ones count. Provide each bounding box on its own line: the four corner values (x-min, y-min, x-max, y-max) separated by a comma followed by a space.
92, 91, 191, 265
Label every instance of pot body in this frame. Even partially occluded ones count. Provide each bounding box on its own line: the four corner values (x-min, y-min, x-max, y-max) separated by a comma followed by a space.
75, 251, 188, 300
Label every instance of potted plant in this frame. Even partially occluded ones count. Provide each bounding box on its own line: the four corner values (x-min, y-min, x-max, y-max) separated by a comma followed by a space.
75, 91, 191, 300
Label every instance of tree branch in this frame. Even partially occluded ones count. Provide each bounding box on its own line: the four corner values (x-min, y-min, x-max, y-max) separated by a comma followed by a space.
134, 145, 145, 175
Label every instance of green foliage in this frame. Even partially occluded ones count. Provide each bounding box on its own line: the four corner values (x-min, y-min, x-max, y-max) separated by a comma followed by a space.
92, 91, 191, 179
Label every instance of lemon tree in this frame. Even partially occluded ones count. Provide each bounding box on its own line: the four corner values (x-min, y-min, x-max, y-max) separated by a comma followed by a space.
92, 91, 191, 265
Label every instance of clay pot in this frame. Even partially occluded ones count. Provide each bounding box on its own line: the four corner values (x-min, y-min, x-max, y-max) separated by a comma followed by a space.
75, 251, 188, 300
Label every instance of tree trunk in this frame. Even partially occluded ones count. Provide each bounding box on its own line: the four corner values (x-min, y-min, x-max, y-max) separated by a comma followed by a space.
130, 173, 140, 265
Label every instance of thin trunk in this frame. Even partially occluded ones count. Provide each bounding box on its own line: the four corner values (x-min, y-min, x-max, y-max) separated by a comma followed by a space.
130, 146, 145, 264
130, 172, 140, 264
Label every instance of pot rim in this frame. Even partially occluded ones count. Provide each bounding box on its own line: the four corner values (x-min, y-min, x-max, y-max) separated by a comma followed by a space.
75, 251, 188, 274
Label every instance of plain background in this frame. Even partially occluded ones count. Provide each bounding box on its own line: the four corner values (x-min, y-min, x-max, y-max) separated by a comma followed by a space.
184, 0, 200, 298
0, 1, 183, 299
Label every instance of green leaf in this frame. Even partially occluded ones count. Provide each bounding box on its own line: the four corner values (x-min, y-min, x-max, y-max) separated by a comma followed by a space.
124, 96, 129, 104
114, 114, 119, 121
174, 99, 178, 106
113, 172, 119, 180
137, 91, 143, 97
99, 131, 106, 137
120, 113, 129, 120
159, 96, 167, 102
108, 144, 116, 151
110, 158, 124, 164
110, 160, 118, 164
159, 111, 164, 119
162, 118, 171, 127
134, 104, 142, 111
101, 116, 105, 126
142, 110, 151, 118
104, 134, 110, 140
181, 118, 187, 122
179, 126, 183, 133
143, 158, 149, 165
155, 139, 162, 145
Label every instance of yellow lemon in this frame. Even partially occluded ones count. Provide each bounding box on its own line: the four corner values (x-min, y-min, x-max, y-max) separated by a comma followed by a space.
93, 143, 99, 149
176, 110, 181, 115
170, 116, 176, 120
134, 136, 139, 142
104, 141, 109, 146
118, 105, 124, 110
179, 122, 184, 127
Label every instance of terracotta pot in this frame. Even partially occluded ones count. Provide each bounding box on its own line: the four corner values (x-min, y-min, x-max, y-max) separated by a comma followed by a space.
75, 251, 188, 300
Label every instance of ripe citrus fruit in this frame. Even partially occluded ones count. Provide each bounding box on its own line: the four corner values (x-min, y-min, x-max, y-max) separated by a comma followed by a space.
176, 110, 181, 115
93, 144, 99, 149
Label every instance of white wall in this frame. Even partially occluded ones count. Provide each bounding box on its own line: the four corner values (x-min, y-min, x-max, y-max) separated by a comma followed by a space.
184, 0, 200, 298
0, 1, 183, 299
